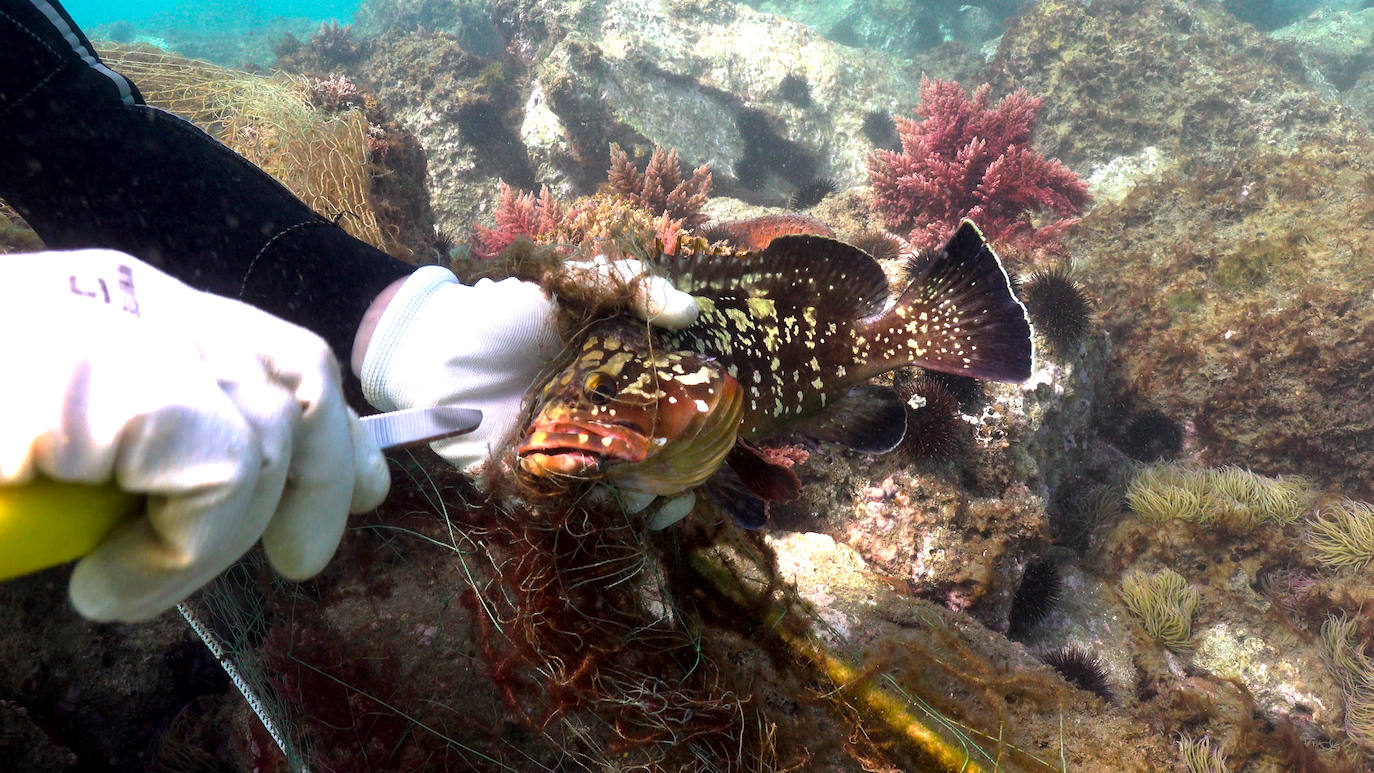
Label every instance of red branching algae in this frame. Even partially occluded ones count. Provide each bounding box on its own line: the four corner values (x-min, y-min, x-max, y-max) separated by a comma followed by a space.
606, 144, 712, 229
867, 78, 1089, 255
471, 182, 565, 260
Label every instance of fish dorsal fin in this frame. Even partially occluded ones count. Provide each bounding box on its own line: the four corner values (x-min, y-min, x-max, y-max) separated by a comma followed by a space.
794, 384, 907, 453
867, 220, 1033, 383
660, 235, 890, 318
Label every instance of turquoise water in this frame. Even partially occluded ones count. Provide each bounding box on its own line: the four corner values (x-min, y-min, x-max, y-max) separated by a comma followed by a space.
63, 0, 360, 30
63, 0, 363, 67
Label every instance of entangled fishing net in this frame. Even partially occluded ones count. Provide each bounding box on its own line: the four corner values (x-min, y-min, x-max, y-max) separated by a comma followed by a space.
170, 444, 1080, 772
98, 44, 391, 253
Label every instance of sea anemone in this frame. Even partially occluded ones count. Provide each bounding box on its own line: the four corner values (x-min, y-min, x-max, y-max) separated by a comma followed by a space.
776, 73, 812, 107
1125, 463, 1312, 529
1008, 559, 1061, 639
895, 374, 967, 462
1306, 499, 1374, 571
1177, 735, 1230, 773
1041, 645, 1113, 702
1125, 463, 1209, 524
1318, 614, 1374, 751
1020, 266, 1092, 355
787, 177, 837, 210
1120, 568, 1200, 652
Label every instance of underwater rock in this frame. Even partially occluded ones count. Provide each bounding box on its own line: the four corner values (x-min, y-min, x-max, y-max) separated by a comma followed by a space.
987, 0, 1355, 171
989, 0, 1374, 501
349, 29, 535, 241
770, 319, 1113, 627
1084, 146, 1167, 207
1192, 621, 1344, 741
1104, 504, 1352, 750
762, 531, 1179, 769
1271, 8, 1374, 93
0, 571, 228, 770
504, 0, 954, 203
746, 0, 1015, 58
0, 700, 76, 772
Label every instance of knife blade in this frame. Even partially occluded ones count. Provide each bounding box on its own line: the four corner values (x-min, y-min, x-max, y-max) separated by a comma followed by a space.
361, 405, 482, 448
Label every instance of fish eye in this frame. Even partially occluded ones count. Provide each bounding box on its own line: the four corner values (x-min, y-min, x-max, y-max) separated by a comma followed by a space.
583, 372, 617, 405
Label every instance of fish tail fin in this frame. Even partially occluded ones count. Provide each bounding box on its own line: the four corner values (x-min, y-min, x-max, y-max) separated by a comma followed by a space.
870, 220, 1034, 383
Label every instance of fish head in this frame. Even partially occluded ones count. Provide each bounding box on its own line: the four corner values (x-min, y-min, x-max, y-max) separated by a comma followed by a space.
516, 320, 743, 496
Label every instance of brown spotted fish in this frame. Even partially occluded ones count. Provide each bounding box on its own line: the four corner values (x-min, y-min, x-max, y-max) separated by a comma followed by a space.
517, 321, 744, 497
516, 220, 1033, 525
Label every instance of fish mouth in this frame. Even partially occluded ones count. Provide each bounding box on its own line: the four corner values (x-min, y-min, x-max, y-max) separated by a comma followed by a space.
518, 449, 603, 479
515, 421, 650, 481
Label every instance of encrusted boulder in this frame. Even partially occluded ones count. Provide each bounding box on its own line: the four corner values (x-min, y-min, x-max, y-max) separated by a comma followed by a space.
986, 0, 1356, 172
987, 0, 1374, 500
499, 0, 954, 203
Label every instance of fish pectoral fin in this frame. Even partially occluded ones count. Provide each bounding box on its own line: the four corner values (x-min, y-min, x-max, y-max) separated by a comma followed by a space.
795, 384, 907, 453
701, 472, 770, 530
726, 440, 801, 502
697, 440, 802, 530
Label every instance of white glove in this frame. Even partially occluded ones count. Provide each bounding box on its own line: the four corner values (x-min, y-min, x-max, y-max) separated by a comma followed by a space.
359, 258, 698, 474
0, 250, 390, 622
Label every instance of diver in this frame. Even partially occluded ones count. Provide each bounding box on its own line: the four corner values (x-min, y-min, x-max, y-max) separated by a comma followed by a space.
0, 0, 697, 622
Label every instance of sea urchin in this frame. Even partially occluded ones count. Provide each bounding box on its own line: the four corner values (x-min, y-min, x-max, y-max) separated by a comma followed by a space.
896, 374, 967, 462
1021, 266, 1093, 355
1042, 645, 1113, 702
787, 177, 837, 210
850, 230, 904, 264
1008, 559, 1062, 638
776, 73, 812, 107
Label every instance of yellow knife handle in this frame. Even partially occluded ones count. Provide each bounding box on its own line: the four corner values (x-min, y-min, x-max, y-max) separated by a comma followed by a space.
0, 480, 142, 581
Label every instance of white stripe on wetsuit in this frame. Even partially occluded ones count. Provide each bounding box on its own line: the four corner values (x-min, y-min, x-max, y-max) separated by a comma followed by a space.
31, 0, 135, 105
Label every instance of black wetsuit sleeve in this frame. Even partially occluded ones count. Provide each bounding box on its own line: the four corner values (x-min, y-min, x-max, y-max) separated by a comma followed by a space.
0, 0, 414, 361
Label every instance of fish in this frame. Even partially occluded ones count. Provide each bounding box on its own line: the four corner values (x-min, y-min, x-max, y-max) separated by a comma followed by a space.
515, 321, 744, 497
700, 213, 833, 250
515, 219, 1033, 526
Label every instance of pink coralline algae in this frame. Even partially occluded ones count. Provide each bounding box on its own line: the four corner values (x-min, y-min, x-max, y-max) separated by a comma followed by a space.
867, 78, 1089, 255
471, 183, 565, 260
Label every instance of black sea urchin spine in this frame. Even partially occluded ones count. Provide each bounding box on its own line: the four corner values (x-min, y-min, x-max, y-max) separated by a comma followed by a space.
787, 177, 837, 210
1008, 559, 1062, 638
1021, 266, 1093, 355
1042, 645, 1114, 702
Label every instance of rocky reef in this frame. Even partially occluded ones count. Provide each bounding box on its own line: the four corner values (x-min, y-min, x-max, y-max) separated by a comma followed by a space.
7, 0, 1374, 770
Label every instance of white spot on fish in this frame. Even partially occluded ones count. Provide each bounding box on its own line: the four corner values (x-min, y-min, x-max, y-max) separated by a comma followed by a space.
674, 368, 715, 386
694, 399, 709, 412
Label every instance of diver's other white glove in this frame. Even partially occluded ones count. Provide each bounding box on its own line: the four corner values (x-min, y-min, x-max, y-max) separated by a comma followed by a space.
0, 250, 390, 622
357, 259, 698, 474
